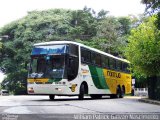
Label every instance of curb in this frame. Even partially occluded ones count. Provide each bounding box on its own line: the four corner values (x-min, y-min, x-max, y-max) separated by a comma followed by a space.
138, 98, 160, 105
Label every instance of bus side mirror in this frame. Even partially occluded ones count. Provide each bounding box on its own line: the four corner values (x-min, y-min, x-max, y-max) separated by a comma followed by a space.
27, 64, 32, 72
27, 59, 32, 72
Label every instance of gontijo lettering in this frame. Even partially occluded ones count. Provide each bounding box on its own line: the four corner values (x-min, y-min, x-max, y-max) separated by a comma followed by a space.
107, 71, 121, 78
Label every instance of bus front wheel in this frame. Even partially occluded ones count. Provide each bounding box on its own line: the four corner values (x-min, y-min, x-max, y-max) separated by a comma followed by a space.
78, 84, 85, 100
49, 95, 55, 100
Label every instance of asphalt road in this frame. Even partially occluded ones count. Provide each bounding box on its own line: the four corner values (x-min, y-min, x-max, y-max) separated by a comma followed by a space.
0, 95, 160, 120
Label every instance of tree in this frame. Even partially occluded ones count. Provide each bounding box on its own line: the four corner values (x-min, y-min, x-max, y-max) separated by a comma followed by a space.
97, 9, 109, 20
0, 9, 74, 94
0, 8, 132, 94
125, 16, 160, 76
125, 16, 160, 100
96, 17, 120, 53
118, 17, 131, 35
95, 17, 131, 56
141, 0, 160, 33
0, 8, 101, 94
141, 0, 160, 14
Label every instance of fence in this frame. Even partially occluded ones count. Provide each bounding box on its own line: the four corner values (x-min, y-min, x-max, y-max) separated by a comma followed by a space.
134, 88, 148, 96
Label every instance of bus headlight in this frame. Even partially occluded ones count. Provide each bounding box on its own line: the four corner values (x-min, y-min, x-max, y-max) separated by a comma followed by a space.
28, 87, 34, 93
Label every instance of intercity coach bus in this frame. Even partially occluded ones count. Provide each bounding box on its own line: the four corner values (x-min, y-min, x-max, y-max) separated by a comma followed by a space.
27, 41, 132, 100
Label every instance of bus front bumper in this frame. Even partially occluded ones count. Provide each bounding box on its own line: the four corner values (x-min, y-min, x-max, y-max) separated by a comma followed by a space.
27, 84, 78, 95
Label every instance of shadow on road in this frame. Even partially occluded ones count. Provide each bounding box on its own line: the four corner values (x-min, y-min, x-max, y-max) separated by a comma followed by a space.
31, 96, 111, 102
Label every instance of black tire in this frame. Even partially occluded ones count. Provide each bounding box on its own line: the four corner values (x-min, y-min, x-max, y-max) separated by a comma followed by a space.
78, 84, 85, 100
49, 95, 55, 100
90, 95, 102, 99
116, 87, 121, 98
110, 87, 121, 99
120, 87, 125, 98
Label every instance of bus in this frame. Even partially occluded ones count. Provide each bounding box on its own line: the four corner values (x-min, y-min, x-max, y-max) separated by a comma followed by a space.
27, 41, 132, 100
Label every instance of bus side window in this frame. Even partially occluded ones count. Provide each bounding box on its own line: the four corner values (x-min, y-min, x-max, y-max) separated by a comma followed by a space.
122, 62, 129, 73
69, 44, 78, 56
95, 54, 101, 66
109, 58, 116, 69
81, 48, 91, 63
68, 44, 79, 81
105, 57, 109, 68
68, 56, 79, 81
91, 52, 101, 66
116, 60, 122, 71
101, 56, 109, 68
101, 56, 105, 67
91, 52, 96, 64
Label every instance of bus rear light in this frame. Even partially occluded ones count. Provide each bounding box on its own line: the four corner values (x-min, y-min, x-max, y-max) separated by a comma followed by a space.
28, 87, 34, 93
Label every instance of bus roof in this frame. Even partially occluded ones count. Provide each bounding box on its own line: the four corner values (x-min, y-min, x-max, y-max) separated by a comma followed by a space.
34, 41, 130, 63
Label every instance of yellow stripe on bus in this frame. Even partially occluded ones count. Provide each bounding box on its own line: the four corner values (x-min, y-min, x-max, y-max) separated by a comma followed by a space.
103, 68, 132, 94
27, 78, 49, 83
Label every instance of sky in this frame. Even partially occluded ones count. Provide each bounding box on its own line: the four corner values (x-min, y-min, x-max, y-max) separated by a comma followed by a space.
0, 0, 145, 28
0, 0, 145, 82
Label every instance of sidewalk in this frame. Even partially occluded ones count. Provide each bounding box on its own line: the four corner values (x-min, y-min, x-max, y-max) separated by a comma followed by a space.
124, 96, 160, 105
138, 97, 160, 105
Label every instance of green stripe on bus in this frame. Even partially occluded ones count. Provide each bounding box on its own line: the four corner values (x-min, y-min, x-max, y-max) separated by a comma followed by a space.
96, 67, 109, 89
89, 65, 109, 89
89, 65, 103, 89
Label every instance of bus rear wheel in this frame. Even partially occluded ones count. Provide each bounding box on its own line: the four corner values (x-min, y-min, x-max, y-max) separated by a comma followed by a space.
120, 86, 125, 98
110, 87, 121, 99
116, 87, 121, 98
78, 84, 85, 100
49, 95, 55, 100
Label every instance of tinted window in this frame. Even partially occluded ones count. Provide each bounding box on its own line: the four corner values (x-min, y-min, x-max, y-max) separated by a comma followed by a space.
122, 62, 129, 72
109, 58, 116, 69
96, 54, 101, 66
81, 48, 91, 63
69, 44, 78, 56
116, 60, 122, 70
67, 56, 79, 81
91, 52, 101, 66
101, 56, 109, 68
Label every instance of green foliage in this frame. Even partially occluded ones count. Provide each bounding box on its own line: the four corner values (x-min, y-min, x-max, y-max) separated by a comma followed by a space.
0, 8, 132, 94
118, 17, 131, 35
0, 9, 75, 94
125, 16, 160, 76
0, 42, 2, 49
95, 16, 131, 55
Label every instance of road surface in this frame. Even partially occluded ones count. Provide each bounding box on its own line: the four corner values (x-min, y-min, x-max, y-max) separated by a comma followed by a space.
0, 95, 159, 120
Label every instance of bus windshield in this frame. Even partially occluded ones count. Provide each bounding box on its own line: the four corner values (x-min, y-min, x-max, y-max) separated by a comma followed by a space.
28, 45, 68, 79
29, 55, 65, 79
